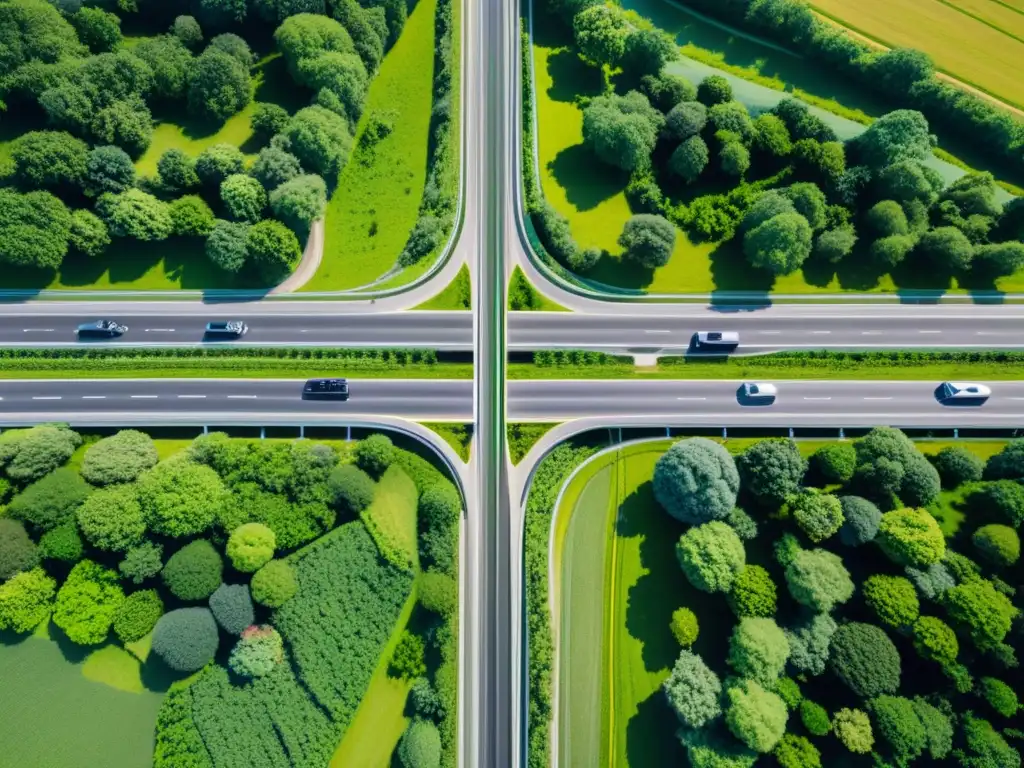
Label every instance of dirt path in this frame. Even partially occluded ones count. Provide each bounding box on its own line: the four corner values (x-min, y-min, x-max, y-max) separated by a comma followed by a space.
270, 218, 324, 294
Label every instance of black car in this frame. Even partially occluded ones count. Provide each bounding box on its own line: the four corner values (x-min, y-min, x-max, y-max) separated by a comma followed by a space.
205, 320, 248, 338
77, 320, 127, 338
302, 378, 349, 400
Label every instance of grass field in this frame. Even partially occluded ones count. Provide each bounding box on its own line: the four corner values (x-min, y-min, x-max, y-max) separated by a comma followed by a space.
553, 436, 1009, 766
305, 0, 437, 292
415, 264, 473, 310
422, 422, 473, 461
362, 465, 421, 570
808, 0, 1024, 108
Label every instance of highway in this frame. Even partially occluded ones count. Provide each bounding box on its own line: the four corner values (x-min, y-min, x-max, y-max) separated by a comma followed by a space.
4, 307, 1024, 352
4, 378, 1024, 426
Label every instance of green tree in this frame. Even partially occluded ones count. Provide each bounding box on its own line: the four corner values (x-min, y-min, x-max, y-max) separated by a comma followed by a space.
220, 174, 266, 223
71, 7, 121, 53
784, 547, 853, 612
137, 458, 226, 538
81, 429, 158, 485
90, 98, 153, 156
0, 567, 55, 633
171, 15, 203, 48
274, 13, 355, 77
871, 233, 917, 268
573, 4, 629, 67
677, 521, 746, 593
398, 718, 442, 768
743, 213, 813, 275
250, 559, 297, 607
728, 564, 776, 618
208, 33, 253, 68
195, 143, 245, 187
653, 437, 740, 524
119, 542, 163, 585
869, 695, 927, 764
151, 607, 219, 672
582, 91, 663, 172
134, 35, 194, 101
799, 701, 830, 737
187, 49, 250, 122
209, 583, 254, 635
76, 485, 146, 553
728, 616, 789, 685
809, 442, 856, 484
85, 145, 135, 196
970, 480, 1024, 526
944, 577, 1019, 650
877, 507, 945, 567
866, 200, 910, 237
113, 589, 163, 643
663, 649, 722, 728
669, 134, 709, 183
829, 622, 902, 698
0, 189, 72, 270
96, 189, 173, 240
11, 130, 88, 191
791, 490, 844, 542
170, 195, 216, 237
725, 678, 788, 753
980, 677, 1018, 718
251, 102, 289, 139
784, 612, 836, 676
697, 75, 732, 106
0, 424, 80, 482
68, 209, 110, 256
670, 606, 699, 647
0, 520, 40, 582
280, 105, 353, 179
246, 219, 301, 284
162, 540, 223, 601
7, 467, 90, 533
621, 27, 676, 76
833, 708, 874, 754
355, 433, 394, 478
920, 226, 975, 271
737, 438, 806, 508
229, 624, 283, 679
327, 464, 376, 515
774, 734, 821, 768
269, 174, 327, 235
157, 149, 199, 192
955, 713, 1021, 768
854, 109, 932, 168
752, 113, 792, 157
912, 615, 959, 666
618, 214, 676, 268
863, 574, 920, 628
205, 219, 249, 272
720, 140, 751, 177
39, 522, 83, 564
250, 145, 302, 190
53, 559, 124, 645
226, 523, 276, 573
390, 630, 426, 679
664, 101, 707, 141
973, 524, 1020, 567
299, 51, 368, 127
933, 446, 984, 489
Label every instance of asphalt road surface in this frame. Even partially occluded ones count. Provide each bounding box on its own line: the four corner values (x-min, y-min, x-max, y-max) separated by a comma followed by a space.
3, 379, 1024, 426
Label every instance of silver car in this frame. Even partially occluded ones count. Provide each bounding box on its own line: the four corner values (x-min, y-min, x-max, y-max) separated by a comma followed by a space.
939, 382, 991, 401
693, 331, 739, 350
742, 382, 778, 400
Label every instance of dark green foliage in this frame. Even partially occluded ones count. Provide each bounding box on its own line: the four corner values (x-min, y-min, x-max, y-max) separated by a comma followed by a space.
280, 105, 353, 179
906, 562, 956, 600
870, 695, 928, 763
728, 564, 776, 617
970, 481, 1024, 527
0, 189, 72, 270
581, 91, 662, 172
247, 219, 299, 282
250, 559, 297, 608
76, 484, 146, 553
654, 438, 739, 524
0, 567, 56, 634
726, 507, 758, 540
172, 15, 203, 48
170, 196, 216, 237
419, 569, 457, 616
269, 174, 327, 235
195, 144, 245, 187
920, 226, 975, 271
356, 433, 394, 478
854, 110, 932, 168
410, 678, 446, 721
621, 26, 676, 76
0, 519, 39, 583
954, 713, 1022, 768
737, 438, 806, 508
38, 521, 83, 563
809, 442, 856, 484
138, 458, 226, 538
572, 4, 628, 66
912, 697, 953, 759
96, 189, 173, 240
187, 48, 250, 123
728, 616, 789, 686
973, 524, 1020, 567
273, 523, 413, 721
934, 446, 985, 489
618, 214, 676, 268
53, 559, 124, 645
799, 700, 830, 737
158, 149, 199, 192
218, 484, 333, 551
419, 480, 461, 576
113, 589, 164, 643
209, 583, 254, 635
398, 718, 442, 768
85, 145, 135, 196
980, 678, 1019, 718
250, 145, 302, 191
665, 100, 707, 141
985, 440, 1024, 482
11, 130, 88, 191
697, 75, 732, 106
829, 622, 902, 698
68, 209, 110, 257
640, 72, 695, 112
743, 212, 813, 275
220, 174, 266, 223
390, 630, 427, 679
720, 139, 751, 177
944, 578, 1020, 650
119, 541, 163, 585
669, 135, 709, 183
532, 201, 581, 268
774, 677, 802, 710
251, 103, 289, 139
398, 215, 444, 267
784, 612, 836, 677
866, 200, 910, 237
162, 540, 223, 602
0, 424, 81, 483
205, 219, 249, 272
152, 607, 220, 672
863, 574, 920, 628
8, 467, 90, 533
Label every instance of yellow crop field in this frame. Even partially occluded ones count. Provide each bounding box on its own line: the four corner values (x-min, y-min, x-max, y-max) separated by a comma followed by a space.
810, 0, 1024, 107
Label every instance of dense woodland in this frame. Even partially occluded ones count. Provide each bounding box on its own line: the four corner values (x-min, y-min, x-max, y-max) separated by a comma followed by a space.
527, 0, 1024, 290
0, 427, 460, 768
0, 0, 457, 285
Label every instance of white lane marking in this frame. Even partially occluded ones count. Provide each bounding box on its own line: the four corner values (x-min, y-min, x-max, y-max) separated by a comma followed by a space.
130, 395, 158, 399
22, 328, 54, 332
177, 395, 207, 399
144, 328, 176, 332
1009, 397, 1024, 401
861, 331, 883, 335
81, 396, 106, 400
811, 330, 831, 334
676, 397, 707, 401
864, 397, 893, 401
918, 330, 941, 334
227, 395, 258, 399
644, 330, 671, 334
759, 331, 781, 335
803, 396, 832, 401
32, 396, 61, 400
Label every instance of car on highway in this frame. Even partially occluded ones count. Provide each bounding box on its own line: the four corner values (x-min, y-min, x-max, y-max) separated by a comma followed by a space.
302, 378, 349, 401
205, 320, 248, 338
938, 381, 991, 403
76, 320, 127, 338
741, 382, 778, 400
692, 331, 739, 351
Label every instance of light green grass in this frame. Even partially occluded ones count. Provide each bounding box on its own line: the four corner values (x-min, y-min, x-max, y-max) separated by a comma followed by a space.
0, 628, 166, 768
362, 465, 421, 571
306, 0, 437, 291
509, 266, 570, 311
330, 590, 418, 768
415, 264, 472, 310
422, 422, 473, 461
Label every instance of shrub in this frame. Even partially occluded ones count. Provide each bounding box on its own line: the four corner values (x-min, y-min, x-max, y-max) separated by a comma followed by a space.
973, 524, 1020, 567
39, 522, 83, 563
246, 219, 300, 283
864, 574, 920, 629
170, 196, 216, 237
869, 695, 927, 764
663, 649, 722, 729
985, 440, 1024, 482
877, 507, 946, 567
728, 617, 789, 685
799, 700, 830, 736
980, 678, 1018, 718
618, 214, 676, 268
726, 507, 758, 540
390, 631, 427, 679
251, 102, 289, 138
113, 589, 164, 643
0, 568, 56, 633
138, 458, 226, 538
76, 485, 146, 553
833, 708, 874, 753
912, 615, 959, 665
410, 678, 445, 721
418, 570, 457, 616
944, 550, 982, 582
53, 560, 124, 645
356, 434, 394, 478
697, 75, 732, 105
670, 607, 699, 647
743, 212, 813, 275
830, 622, 901, 698
69, 209, 110, 257
774, 734, 820, 768
736, 439, 806, 508
677, 521, 746, 593
809, 443, 856, 484
906, 562, 956, 600
728, 565, 777, 617
665, 100, 707, 140
791, 490, 844, 543
774, 677, 802, 710
784, 548, 853, 612
944, 578, 1019, 650
8, 468, 90, 533
226, 523, 276, 573
0, 519, 38, 582
899, 456, 942, 507
838, 496, 882, 546
969, 480, 1024, 527
398, 718, 442, 768
208, 583, 254, 635
250, 559, 297, 608
327, 464, 376, 515
654, 438, 740, 524
228, 625, 283, 679
151, 607, 219, 673
162, 540, 223, 602
119, 542, 163, 585
784, 612, 837, 676
0, 424, 80, 483
955, 713, 1021, 768
678, 728, 758, 768
220, 174, 266, 223
80, 430, 158, 485
933, 446, 984, 489
725, 678, 788, 753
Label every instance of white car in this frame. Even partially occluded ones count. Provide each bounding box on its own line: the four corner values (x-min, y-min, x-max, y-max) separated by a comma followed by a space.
939, 382, 991, 401
742, 382, 778, 400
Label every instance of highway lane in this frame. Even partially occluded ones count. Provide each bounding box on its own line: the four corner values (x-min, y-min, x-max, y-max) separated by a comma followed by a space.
3, 379, 1024, 426
3, 308, 1024, 352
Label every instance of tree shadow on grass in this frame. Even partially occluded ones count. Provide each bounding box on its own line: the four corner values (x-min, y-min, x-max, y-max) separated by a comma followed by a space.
254, 54, 311, 115
140, 651, 190, 694
584, 251, 655, 291
545, 49, 605, 103
548, 144, 629, 212
708, 238, 775, 292
47, 621, 92, 665
625, 688, 687, 768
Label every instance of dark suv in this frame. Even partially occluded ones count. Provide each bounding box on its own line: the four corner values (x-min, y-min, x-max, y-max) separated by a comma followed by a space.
77, 319, 127, 338
302, 379, 349, 401
205, 320, 248, 338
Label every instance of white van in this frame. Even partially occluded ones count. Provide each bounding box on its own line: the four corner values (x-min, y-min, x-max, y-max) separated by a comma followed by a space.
693, 331, 739, 350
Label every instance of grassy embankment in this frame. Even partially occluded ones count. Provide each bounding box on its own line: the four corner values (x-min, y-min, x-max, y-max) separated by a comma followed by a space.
553, 437, 1007, 767
415, 265, 473, 310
